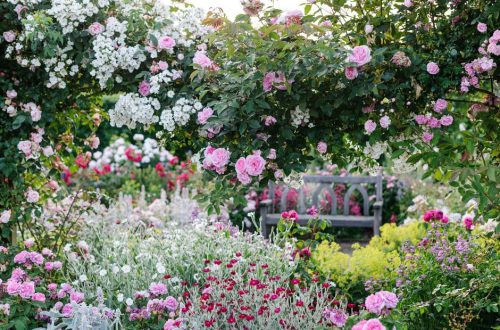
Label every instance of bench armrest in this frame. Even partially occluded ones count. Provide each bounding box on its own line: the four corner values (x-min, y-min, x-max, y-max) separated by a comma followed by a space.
373, 201, 384, 209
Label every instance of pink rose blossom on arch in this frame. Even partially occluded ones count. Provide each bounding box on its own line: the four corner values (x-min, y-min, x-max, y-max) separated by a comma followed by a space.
317, 141, 327, 154
211, 148, 231, 169
345, 66, 358, 80
88, 22, 105, 36
415, 114, 428, 125
422, 131, 434, 143
245, 154, 266, 176
3, 31, 16, 43
440, 115, 453, 126
138, 80, 151, 97
364, 120, 377, 134
434, 98, 448, 112
237, 171, 251, 185
477, 22, 487, 33
193, 51, 213, 69
25, 187, 40, 203
427, 62, 440, 75
349, 45, 372, 66
158, 36, 176, 49
235, 157, 247, 174
198, 107, 214, 124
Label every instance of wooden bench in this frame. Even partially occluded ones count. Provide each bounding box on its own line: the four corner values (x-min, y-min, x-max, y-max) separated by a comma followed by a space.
259, 174, 384, 238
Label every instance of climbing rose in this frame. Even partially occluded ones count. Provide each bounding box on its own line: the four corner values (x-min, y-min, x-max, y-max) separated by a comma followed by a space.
349, 45, 372, 66
427, 62, 440, 75
345, 66, 358, 80
6, 90, 17, 98
193, 51, 213, 69
207, 148, 230, 170
403, 0, 413, 7
379, 115, 391, 129
264, 116, 277, 126
0, 210, 11, 223
32, 292, 46, 303
440, 115, 453, 126
267, 148, 276, 159
88, 22, 105, 35
422, 131, 433, 142
19, 282, 35, 299
434, 99, 448, 112
352, 319, 386, 330
364, 120, 377, 134
138, 81, 151, 97
317, 141, 327, 154
3, 31, 16, 42
245, 154, 266, 176
477, 22, 487, 33
158, 36, 176, 49
25, 187, 40, 203
198, 107, 214, 124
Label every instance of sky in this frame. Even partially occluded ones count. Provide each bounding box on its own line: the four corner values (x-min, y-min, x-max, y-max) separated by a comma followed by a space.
188, 0, 304, 19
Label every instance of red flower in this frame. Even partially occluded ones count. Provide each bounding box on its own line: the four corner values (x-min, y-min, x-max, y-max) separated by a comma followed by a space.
227, 315, 236, 324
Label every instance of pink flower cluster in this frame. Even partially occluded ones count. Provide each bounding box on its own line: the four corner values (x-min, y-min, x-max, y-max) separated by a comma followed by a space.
423, 209, 449, 224
13, 250, 44, 268
193, 51, 218, 71
158, 36, 176, 50
461, 30, 499, 92
17, 127, 47, 159
280, 210, 298, 222
364, 290, 399, 315
352, 318, 386, 330
203, 146, 231, 174
323, 308, 348, 327
345, 45, 372, 79
263, 71, 291, 92
198, 107, 214, 124
463, 216, 473, 230
415, 113, 453, 129
235, 152, 266, 184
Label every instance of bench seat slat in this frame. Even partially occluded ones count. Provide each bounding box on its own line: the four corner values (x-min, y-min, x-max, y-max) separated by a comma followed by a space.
265, 214, 375, 227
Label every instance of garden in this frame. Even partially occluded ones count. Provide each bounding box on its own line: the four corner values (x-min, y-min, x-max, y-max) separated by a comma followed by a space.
0, 0, 499, 329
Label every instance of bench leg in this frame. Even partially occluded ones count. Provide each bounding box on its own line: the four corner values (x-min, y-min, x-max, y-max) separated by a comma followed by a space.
260, 216, 269, 238
373, 208, 382, 236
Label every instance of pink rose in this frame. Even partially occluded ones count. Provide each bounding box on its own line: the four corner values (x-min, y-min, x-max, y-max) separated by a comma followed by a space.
193, 51, 213, 69
164, 296, 178, 311
235, 157, 247, 174
403, 0, 413, 7
62, 304, 73, 317
477, 22, 487, 33
42, 146, 54, 157
362, 319, 386, 330
274, 170, 283, 179
237, 171, 251, 185
422, 131, 433, 142
415, 114, 428, 125
379, 115, 391, 129
364, 120, 377, 134
3, 31, 16, 43
245, 154, 266, 176
158, 61, 168, 70
317, 141, 327, 154
19, 281, 35, 299
378, 291, 399, 309
433, 99, 448, 112
32, 292, 46, 303
25, 187, 40, 203
6, 90, 17, 99
138, 80, 151, 97
18, 140, 32, 157
158, 36, 176, 49
264, 115, 277, 126
440, 115, 453, 126
198, 107, 214, 124
263, 72, 276, 92
0, 210, 11, 224
210, 148, 230, 168
345, 66, 358, 80
427, 62, 440, 75
365, 293, 385, 314
349, 45, 372, 66
267, 148, 276, 159
88, 22, 105, 36
427, 117, 441, 128
70, 291, 84, 303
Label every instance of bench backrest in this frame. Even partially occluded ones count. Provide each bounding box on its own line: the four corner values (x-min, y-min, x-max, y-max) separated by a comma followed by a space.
267, 175, 383, 216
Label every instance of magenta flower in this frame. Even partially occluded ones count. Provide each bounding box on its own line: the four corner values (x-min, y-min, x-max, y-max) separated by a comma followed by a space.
477, 22, 487, 33
198, 107, 214, 124
415, 115, 428, 125
345, 66, 358, 80
245, 154, 266, 176
138, 80, 151, 97
422, 131, 434, 142
433, 99, 448, 112
440, 115, 453, 126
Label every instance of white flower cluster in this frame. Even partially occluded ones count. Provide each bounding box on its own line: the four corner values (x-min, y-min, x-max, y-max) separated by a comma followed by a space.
90, 18, 146, 89
109, 93, 160, 129
363, 141, 388, 160
392, 152, 417, 174
147, 1, 210, 48
159, 97, 203, 132
46, 0, 99, 34
43, 41, 79, 88
290, 105, 314, 128
149, 70, 174, 94
90, 137, 173, 169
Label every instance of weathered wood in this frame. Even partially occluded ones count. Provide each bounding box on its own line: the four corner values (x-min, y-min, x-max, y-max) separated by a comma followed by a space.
260, 174, 384, 238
